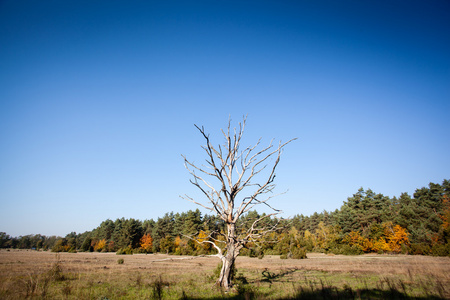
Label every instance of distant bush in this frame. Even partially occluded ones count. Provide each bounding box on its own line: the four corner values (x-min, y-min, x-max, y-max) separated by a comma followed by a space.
48, 260, 65, 281
332, 244, 364, 255
116, 246, 133, 255
409, 243, 431, 255
291, 247, 307, 259
117, 258, 124, 264
279, 247, 307, 259
431, 243, 450, 257
133, 248, 148, 254
240, 248, 250, 256
241, 247, 265, 259
250, 248, 264, 259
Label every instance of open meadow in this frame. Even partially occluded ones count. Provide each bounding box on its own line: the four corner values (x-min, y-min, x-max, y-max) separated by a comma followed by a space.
0, 249, 449, 299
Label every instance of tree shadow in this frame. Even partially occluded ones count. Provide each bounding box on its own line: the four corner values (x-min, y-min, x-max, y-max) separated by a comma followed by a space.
260, 267, 300, 283
182, 287, 447, 300
182, 268, 447, 300
282, 286, 447, 300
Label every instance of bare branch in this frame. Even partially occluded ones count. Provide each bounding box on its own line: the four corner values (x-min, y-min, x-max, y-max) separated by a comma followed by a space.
181, 234, 224, 259
181, 117, 296, 288
151, 256, 208, 262
234, 139, 297, 220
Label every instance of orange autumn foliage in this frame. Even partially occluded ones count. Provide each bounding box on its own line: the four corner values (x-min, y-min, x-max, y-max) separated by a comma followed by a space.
140, 234, 153, 252
343, 231, 374, 252
343, 231, 365, 250
439, 195, 450, 231
343, 223, 409, 253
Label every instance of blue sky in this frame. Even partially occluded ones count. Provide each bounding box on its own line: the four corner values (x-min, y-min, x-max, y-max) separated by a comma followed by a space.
1, 0, 449, 237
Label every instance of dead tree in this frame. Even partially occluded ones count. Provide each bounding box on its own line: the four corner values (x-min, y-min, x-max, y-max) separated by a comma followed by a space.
182, 117, 296, 289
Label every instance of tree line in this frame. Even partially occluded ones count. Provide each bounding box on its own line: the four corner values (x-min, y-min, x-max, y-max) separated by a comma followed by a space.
1, 179, 449, 257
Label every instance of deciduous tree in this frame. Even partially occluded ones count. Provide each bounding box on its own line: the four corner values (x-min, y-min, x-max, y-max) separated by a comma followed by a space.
182, 117, 295, 288
140, 234, 153, 253
93, 239, 107, 252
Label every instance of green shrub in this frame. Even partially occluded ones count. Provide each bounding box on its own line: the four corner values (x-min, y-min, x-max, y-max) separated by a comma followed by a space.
248, 247, 264, 258
279, 247, 307, 259
291, 247, 307, 259
117, 258, 124, 264
240, 248, 250, 256
116, 246, 133, 255
263, 249, 277, 255
133, 248, 147, 254
236, 282, 257, 298
431, 243, 450, 256
48, 261, 65, 281
410, 243, 431, 255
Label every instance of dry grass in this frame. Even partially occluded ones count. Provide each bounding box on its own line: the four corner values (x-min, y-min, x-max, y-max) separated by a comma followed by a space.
0, 249, 449, 299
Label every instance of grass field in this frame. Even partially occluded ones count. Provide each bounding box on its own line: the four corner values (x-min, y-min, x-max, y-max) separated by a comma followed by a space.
0, 249, 449, 299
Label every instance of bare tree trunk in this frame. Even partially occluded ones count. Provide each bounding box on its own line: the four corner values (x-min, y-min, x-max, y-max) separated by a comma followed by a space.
216, 255, 234, 288
216, 223, 240, 289
216, 247, 239, 288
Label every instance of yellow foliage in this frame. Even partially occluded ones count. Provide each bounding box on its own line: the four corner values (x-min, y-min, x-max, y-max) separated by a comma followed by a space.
174, 236, 189, 253
304, 230, 312, 239
315, 222, 327, 248
196, 230, 210, 251
289, 227, 299, 237
315, 222, 341, 249
372, 237, 390, 252
361, 238, 374, 252
343, 231, 365, 251
174, 236, 182, 248
384, 224, 409, 253
94, 239, 107, 252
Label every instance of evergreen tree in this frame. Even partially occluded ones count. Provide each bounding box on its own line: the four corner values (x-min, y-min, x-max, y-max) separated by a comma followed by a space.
96, 219, 115, 241
182, 209, 202, 235
142, 219, 156, 235
152, 212, 175, 251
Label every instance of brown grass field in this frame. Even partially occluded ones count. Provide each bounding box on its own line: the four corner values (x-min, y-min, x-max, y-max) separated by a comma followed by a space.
0, 249, 449, 299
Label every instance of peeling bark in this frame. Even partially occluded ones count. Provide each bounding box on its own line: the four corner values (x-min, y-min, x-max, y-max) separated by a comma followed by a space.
216, 224, 241, 289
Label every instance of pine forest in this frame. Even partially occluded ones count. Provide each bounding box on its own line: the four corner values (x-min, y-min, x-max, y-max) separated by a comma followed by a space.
2, 179, 449, 257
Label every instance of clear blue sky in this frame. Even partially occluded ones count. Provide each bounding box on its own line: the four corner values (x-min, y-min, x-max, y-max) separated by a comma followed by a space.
1, 1, 449, 237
